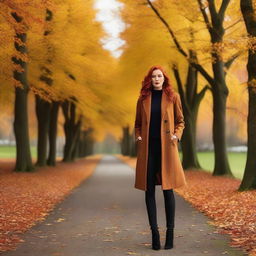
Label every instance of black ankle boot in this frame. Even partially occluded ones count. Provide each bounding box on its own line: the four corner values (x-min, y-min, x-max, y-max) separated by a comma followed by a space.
164, 228, 174, 249
151, 227, 161, 250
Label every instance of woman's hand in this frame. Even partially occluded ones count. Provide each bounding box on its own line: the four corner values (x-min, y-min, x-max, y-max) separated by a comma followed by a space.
136, 136, 142, 141
171, 134, 178, 141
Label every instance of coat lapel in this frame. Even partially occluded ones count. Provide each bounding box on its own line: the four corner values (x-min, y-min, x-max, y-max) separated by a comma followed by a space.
142, 89, 168, 123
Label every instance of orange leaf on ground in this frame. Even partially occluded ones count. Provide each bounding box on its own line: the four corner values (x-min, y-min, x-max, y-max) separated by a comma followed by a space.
119, 154, 256, 256
0, 155, 102, 252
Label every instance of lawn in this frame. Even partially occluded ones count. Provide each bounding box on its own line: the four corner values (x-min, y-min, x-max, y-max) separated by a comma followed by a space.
0, 146, 246, 180
179, 151, 246, 180
0, 146, 37, 158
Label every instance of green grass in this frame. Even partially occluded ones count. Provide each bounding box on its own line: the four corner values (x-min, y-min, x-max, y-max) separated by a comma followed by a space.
0, 146, 246, 180
0, 146, 37, 158
180, 151, 246, 180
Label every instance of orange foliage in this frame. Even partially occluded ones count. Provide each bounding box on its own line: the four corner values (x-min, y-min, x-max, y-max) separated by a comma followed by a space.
0, 155, 102, 252
119, 155, 256, 256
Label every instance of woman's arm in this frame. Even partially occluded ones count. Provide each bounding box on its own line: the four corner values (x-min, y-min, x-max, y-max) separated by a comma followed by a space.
174, 93, 185, 142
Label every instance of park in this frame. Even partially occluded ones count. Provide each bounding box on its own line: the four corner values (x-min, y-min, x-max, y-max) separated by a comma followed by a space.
0, 0, 255, 255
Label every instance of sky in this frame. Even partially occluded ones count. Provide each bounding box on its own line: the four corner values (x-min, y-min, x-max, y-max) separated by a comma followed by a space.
94, 0, 126, 58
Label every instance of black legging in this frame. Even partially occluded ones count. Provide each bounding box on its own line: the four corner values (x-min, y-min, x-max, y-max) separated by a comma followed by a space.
145, 137, 175, 229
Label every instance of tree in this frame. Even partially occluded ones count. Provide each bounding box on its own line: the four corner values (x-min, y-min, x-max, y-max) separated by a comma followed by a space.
35, 8, 53, 167
28, 0, 126, 162
62, 98, 82, 162
12, 10, 33, 172
239, 0, 256, 190
146, 0, 243, 177
172, 54, 210, 169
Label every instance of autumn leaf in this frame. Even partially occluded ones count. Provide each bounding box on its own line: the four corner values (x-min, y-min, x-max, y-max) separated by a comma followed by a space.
0, 156, 101, 252
120, 155, 256, 256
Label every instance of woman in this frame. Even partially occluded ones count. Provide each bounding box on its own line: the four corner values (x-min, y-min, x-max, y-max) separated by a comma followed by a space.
134, 65, 187, 250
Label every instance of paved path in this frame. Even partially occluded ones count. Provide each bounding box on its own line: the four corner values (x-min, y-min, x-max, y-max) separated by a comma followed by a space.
2, 155, 247, 256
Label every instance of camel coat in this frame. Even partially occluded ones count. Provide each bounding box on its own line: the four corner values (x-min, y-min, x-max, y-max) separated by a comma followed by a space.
134, 90, 187, 191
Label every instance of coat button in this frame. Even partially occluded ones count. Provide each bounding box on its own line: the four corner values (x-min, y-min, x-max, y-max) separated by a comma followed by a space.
166, 130, 170, 133
164, 120, 167, 123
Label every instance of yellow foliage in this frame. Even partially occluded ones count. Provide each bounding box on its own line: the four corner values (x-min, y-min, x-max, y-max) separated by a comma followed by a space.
117, 0, 248, 142
0, 0, 126, 142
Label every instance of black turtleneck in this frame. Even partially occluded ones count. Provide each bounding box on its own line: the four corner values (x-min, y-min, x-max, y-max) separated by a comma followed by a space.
149, 89, 162, 138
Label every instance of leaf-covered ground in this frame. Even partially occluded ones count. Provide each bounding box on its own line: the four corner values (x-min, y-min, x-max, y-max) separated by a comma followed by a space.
118, 155, 256, 256
0, 155, 102, 252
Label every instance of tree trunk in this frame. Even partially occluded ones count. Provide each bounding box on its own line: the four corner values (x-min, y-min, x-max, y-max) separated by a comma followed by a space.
173, 52, 206, 169
121, 126, 130, 156
130, 128, 137, 157
71, 119, 82, 160
210, 42, 232, 176
240, 88, 256, 190
62, 100, 82, 162
78, 130, 85, 157
181, 111, 201, 169
47, 101, 60, 166
78, 128, 94, 157
211, 78, 232, 176
12, 12, 33, 172
205, 0, 233, 176
239, 0, 256, 190
14, 86, 33, 172
35, 95, 51, 166
62, 101, 73, 162
35, 8, 54, 166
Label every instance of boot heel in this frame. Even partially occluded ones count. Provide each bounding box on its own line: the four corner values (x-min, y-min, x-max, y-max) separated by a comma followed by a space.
164, 228, 174, 249
151, 227, 161, 250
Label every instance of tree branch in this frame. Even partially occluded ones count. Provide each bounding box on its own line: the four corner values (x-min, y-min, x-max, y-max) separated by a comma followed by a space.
218, 0, 231, 23
224, 51, 242, 70
240, 0, 256, 35
208, 0, 218, 22
197, 0, 212, 33
146, 0, 215, 86
172, 64, 185, 99
196, 85, 211, 102
146, 0, 188, 57
172, 64, 190, 114
192, 63, 215, 86
224, 19, 242, 31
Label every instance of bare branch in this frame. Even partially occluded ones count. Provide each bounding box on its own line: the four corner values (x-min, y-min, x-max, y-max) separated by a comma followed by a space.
146, 0, 188, 57
208, 0, 218, 22
172, 64, 190, 114
193, 63, 214, 85
224, 19, 242, 31
224, 52, 242, 70
172, 64, 185, 98
218, 0, 231, 23
197, 0, 212, 33
146, 0, 215, 86
196, 84, 211, 101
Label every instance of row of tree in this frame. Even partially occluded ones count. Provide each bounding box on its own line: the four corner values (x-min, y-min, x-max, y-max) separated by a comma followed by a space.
118, 0, 256, 191
0, 0, 126, 171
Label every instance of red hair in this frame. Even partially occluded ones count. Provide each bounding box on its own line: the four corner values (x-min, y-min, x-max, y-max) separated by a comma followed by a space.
139, 65, 175, 102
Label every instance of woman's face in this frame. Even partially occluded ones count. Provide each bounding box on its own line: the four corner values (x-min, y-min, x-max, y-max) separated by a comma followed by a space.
151, 69, 164, 90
